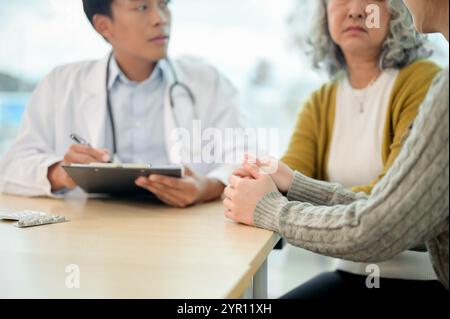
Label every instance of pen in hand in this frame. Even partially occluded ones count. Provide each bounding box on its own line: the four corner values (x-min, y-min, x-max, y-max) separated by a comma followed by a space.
69, 133, 112, 163
70, 133, 92, 147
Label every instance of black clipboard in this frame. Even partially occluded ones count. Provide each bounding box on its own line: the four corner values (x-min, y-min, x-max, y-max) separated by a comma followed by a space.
62, 163, 184, 196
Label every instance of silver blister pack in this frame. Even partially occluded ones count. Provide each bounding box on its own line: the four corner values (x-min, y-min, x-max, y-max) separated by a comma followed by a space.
0, 210, 48, 221
15, 215, 67, 228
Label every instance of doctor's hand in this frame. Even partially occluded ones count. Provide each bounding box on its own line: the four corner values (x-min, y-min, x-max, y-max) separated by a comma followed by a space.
135, 166, 225, 208
223, 163, 279, 226
233, 154, 295, 194
48, 144, 110, 191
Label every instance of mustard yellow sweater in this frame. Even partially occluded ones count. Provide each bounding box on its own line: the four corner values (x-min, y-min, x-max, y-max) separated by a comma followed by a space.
282, 60, 441, 194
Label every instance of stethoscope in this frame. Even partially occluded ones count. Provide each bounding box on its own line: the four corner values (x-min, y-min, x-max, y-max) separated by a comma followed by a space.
105, 52, 198, 155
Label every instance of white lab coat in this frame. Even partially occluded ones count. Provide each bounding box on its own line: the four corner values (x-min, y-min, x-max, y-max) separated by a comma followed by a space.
0, 55, 244, 197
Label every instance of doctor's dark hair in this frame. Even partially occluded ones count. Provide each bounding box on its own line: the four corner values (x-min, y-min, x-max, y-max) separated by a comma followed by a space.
82, 0, 114, 26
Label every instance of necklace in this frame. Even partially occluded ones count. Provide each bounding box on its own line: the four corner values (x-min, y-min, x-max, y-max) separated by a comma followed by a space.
350, 71, 382, 113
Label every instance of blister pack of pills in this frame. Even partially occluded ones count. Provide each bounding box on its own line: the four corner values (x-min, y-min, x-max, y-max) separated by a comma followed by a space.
0, 210, 48, 221
0, 210, 68, 228
16, 215, 67, 228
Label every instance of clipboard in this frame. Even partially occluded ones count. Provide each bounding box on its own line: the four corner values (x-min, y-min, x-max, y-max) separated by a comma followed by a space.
62, 163, 184, 196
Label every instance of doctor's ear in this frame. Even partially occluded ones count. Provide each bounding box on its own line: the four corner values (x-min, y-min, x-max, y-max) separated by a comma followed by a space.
92, 14, 113, 42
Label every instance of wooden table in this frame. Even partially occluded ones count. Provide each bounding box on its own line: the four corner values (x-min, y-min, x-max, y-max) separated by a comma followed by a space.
0, 193, 279, 299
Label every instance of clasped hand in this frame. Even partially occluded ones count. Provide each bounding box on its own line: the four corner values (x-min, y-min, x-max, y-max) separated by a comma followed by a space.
223, 155, 295, 226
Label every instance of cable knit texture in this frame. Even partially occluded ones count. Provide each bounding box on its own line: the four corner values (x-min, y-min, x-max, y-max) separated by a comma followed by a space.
254, 69, 449, 289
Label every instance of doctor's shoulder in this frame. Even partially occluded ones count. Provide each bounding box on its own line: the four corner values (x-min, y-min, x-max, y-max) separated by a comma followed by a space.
23, 59, 100, 113
38, 59, 101, 92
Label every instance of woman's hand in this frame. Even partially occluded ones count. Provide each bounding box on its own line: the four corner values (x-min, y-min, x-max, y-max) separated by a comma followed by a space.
223, 162, 278, 226
233, 154, 295, 193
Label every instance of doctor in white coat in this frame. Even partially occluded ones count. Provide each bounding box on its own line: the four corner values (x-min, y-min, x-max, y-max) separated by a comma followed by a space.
0, 0, 244, 207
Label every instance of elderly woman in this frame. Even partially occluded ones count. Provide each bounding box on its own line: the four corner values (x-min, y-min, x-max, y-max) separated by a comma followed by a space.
279, 0, 441, 293
224, 0, 448, 298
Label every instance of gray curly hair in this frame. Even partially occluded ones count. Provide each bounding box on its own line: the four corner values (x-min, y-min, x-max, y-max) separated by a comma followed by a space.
297, 0, 432, 77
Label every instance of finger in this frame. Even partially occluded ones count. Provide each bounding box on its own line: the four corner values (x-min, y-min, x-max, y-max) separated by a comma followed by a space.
137, 180, 191, 207
223, 198, 234, 211
183, 166, 194, 177
243, 162, 262, 179
146, 181, 188, 199
148, 180, 190, 195
228, 175, 241, 188
70, 144, 110, 162
224, 209, 235, 221
158, 191, 191, 208
148, 175, 185, 190
244, 153, 265, 168
64, 151, 98, 164
139, 182, 188, 207
136, 179, 163, 193
224, 186, 235, 200
154, 192, 181, 207
157, 192, 184, 207
258, 156, 279, 175
135, 177, 148, 185
232, 167, 253, 178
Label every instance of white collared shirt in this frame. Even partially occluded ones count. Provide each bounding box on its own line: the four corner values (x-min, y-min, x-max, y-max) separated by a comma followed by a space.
106, 57, 169, 165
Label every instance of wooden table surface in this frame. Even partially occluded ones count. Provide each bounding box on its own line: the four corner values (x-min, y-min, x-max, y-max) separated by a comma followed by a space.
0, 194, 279, 299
